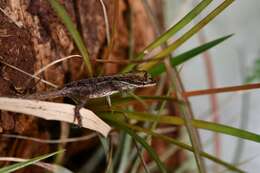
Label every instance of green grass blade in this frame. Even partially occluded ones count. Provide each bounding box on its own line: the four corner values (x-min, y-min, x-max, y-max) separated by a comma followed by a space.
141, 0, 213, 54
133, 125, 244, 173
133, 126, 244, 173
122, 0, 213, 72
193, 120, 260, 143
116, 133, 132, 173
103, 111, 260, 143
108, 120, 167, 173
112, 95, 179, 105
104, 116, 244, 172
85, 95, 180, 110
139, 0, 235, 70
48, 0, 93, 76
246, 58, 260, 82
149, 34, 233, 77
0, 150, 65, 173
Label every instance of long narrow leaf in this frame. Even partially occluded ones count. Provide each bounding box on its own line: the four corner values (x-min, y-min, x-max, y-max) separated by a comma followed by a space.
122, 0, 213, 72
139, 0, 235, 70
99, 111, 260, 143
85, 95, 179, 110
129, 124, 244, 173
108, 120, 167, 173
149, 34, 233, 77
142, 0, 213, 53
48, 0, 93, 76
104, 117, 244, 173
0, 150, 64, 173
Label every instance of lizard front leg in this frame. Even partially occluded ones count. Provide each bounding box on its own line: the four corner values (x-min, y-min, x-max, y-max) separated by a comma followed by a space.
74, 98, 88, 127
106, 96, 112, 108
69, 95, 88, 127
110, 80, 129, 98
106, 80, 126, 108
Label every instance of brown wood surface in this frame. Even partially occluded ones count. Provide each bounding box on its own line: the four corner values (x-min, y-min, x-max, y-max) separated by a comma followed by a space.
0, 1, 182, 172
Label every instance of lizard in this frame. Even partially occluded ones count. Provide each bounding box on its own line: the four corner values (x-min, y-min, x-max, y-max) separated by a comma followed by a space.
23, 71, 156, 126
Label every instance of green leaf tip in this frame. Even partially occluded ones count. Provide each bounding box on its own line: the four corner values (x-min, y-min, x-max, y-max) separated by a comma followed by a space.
149, 34, 233, 77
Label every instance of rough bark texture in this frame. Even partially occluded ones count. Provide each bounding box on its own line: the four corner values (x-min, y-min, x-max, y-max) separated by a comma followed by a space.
0, 0, 179, 172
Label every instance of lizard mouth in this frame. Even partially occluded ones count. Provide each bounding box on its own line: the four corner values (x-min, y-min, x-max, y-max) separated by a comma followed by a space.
143, 82, 156, 87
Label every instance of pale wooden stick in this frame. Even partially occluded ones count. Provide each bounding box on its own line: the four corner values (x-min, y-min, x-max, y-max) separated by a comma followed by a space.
0, 97, 111, 137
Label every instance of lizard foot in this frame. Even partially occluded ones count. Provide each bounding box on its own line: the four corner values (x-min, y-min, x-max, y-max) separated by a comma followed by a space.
74, 105, 83, 127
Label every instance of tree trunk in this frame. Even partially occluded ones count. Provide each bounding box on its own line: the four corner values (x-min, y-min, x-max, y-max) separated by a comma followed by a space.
0, 0, 165, 172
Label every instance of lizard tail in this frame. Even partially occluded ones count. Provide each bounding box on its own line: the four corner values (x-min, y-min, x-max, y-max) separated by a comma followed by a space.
23, 89, 66, 100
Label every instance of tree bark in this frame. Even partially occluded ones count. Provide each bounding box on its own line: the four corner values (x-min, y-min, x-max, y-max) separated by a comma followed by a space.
0, 0, 163, 172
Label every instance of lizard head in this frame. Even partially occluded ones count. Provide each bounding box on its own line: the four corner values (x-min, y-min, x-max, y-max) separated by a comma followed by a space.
117, 71, 156, 89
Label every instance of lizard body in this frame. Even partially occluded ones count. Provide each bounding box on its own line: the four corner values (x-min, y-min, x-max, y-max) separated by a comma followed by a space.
24, 71, 156, 125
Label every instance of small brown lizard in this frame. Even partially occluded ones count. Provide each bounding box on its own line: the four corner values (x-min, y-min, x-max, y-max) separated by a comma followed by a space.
24, 71, 156, 125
